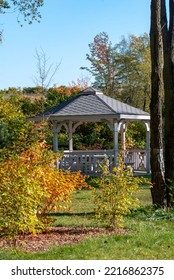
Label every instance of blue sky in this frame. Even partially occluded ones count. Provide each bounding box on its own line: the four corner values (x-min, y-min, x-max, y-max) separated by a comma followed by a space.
0, 0, 151, 90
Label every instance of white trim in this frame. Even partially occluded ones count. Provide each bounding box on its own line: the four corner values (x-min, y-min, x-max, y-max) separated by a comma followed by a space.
32, 113, 150, 123
120, 114, 150, 120
72, 121, 83, 133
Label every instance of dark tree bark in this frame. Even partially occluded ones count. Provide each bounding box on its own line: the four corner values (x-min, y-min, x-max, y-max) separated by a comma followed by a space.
150, 0, 166, 206
162, 0, 174, 206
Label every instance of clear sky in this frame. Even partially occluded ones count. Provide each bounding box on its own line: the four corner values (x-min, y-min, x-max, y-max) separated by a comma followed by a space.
0, 0, 151, 90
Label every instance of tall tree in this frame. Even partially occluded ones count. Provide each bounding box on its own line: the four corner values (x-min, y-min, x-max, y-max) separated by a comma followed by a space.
116, 33, 151, 111
82, 32, 151, 111
150, 0, 166, 206
81, 32, 118, 96
33, 48, 61, 114
162, 0, 174, 206
150, 0, 174, 207
33, 48, 60, 89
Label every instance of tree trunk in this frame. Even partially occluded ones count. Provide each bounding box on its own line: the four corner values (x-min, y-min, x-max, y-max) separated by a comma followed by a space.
150, 0, 166, 206
162, 0, 174, 206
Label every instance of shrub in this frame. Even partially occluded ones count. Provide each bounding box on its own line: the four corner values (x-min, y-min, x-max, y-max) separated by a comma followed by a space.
0, 96, 36, 152
0, 143, 88, 237
94, 156, 148, 228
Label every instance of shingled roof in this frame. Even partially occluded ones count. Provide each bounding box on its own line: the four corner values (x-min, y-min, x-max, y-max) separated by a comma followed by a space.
34, 87, 150, 122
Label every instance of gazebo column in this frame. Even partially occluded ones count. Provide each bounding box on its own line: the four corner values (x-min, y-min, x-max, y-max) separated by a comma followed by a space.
145, 122, 151, 173
113, 121, 119, 167
121, 122, 127, 151
53, 132, 58, 152
68, 121, 73, 152
64, 121, 83, 152
52, 122, 61, 152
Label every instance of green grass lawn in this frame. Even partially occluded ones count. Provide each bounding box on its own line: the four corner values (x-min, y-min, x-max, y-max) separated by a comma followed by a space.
1, 177, 174, 260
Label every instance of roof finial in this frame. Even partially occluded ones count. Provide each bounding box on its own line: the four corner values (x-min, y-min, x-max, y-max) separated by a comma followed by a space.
79, 87, 103, 95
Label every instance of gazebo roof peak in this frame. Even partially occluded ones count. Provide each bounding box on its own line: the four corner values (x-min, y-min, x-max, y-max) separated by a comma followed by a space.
78, 87, 103, 96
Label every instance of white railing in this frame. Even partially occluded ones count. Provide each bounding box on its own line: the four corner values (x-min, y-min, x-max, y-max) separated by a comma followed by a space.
124, 149, 147, 171
57, 149, 148, 175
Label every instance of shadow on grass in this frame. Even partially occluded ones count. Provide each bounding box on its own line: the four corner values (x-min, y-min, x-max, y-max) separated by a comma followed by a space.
49, 212, 95, 217
129, 205, 174, 220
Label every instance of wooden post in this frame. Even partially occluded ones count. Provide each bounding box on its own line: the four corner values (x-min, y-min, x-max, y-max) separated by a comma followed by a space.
68, 121, 73, 152
121, 122, 127, 151
52, 122, 61, 152
113, 121, 119, 167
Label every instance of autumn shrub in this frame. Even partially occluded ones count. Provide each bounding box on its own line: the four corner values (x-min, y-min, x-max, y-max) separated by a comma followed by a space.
0, 96, 36, 152
0, 143, 88, 237
94, 156, 148, 228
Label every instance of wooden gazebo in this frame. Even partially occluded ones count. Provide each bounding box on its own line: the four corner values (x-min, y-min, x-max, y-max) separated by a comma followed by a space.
32, 87, 150, 175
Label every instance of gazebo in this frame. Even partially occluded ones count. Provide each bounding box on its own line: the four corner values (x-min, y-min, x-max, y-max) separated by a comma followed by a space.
32, 87, 150, 175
